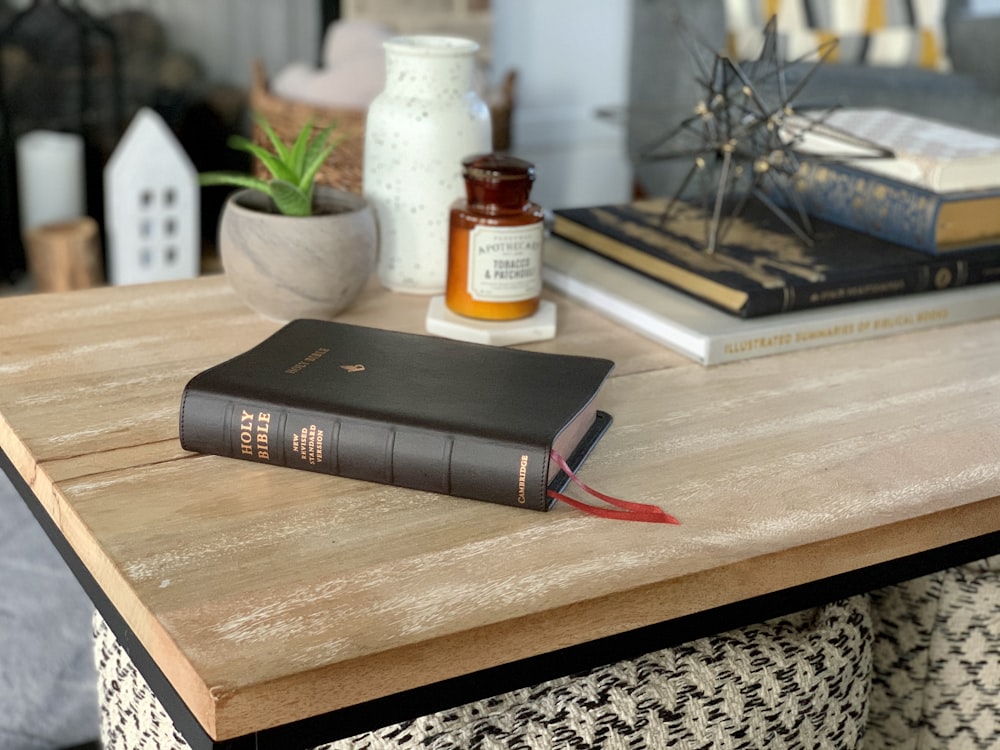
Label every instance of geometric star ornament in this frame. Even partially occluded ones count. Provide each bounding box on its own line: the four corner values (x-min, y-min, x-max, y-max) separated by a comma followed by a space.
640, 15, 893, 253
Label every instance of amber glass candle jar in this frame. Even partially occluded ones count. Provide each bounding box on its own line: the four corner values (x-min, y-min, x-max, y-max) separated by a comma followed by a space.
445, 154, 545, 320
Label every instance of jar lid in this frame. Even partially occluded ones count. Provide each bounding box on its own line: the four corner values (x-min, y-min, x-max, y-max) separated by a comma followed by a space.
462, 154, 535, 182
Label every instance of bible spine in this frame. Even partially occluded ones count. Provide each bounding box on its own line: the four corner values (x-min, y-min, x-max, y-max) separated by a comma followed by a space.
179, 390, 552, 511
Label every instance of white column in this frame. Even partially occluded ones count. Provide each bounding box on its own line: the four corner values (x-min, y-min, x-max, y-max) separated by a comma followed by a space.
491, 1, 633, 209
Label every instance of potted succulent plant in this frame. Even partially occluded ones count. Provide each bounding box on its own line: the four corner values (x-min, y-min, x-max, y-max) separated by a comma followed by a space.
200, 114, 376, 321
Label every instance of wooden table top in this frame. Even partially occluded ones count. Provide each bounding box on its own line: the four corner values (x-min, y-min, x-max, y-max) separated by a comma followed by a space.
2, 273, 1000, 742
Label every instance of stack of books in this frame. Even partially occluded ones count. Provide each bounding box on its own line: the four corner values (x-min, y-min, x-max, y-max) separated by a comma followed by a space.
546, 108, 1000, 365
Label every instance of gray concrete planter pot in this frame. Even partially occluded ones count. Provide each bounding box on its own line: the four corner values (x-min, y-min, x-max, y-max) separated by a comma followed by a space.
218, 186, 377, 321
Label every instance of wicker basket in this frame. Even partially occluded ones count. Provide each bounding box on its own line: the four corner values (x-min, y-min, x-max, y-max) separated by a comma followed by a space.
249, 60, 366, 194
249, 61, 517, 196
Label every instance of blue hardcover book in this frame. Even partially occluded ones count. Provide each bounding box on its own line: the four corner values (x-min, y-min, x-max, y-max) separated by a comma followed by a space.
783, 108, 1000, 254
784, 160, 1000, 254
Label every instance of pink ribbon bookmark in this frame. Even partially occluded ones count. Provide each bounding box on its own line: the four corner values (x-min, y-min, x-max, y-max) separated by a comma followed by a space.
546, 450, 680, 525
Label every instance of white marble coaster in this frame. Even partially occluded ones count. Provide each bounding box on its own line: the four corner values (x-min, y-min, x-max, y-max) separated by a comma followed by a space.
425, 296, 557, 345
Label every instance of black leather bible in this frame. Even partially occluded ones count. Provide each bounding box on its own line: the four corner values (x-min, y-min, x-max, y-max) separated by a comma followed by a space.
179, 319, 614, 511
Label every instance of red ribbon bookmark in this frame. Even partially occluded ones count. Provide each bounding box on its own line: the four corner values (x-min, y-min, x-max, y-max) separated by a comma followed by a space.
546, 450, 680, 525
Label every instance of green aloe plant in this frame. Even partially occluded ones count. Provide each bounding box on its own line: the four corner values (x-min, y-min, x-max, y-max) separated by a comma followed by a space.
199, 114, 342, 217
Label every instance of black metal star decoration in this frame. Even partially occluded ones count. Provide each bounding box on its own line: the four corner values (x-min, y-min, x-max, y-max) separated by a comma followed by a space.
640, 14, 893, 253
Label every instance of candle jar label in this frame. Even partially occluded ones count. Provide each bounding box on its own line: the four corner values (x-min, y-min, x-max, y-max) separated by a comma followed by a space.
466, 223, 543, 302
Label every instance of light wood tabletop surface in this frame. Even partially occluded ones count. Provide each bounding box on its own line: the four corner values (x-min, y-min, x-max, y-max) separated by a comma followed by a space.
2, 272, 999, 742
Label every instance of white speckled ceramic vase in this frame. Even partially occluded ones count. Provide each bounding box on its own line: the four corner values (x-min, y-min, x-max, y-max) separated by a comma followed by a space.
363, 36, 492, 294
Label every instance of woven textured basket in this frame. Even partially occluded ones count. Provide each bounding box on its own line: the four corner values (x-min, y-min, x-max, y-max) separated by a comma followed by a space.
249, 61, 516, 196
249, 60, 366, 194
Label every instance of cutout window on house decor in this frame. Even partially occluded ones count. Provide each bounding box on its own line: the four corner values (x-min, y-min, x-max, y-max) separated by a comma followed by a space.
724, 0, 952, 71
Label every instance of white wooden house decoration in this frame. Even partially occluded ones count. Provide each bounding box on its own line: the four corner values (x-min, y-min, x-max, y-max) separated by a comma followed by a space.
104, 107, 199, 285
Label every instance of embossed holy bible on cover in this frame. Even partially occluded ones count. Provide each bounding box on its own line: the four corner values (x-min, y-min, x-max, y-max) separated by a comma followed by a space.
179, 319, 614, 511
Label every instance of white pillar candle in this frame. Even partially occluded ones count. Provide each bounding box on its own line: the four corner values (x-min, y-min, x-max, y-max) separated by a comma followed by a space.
15, 130, 86, 232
